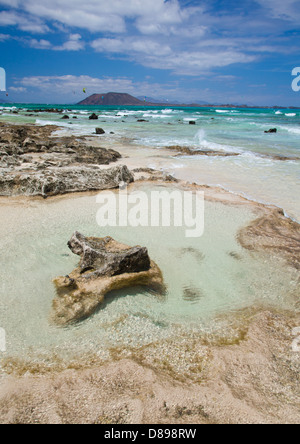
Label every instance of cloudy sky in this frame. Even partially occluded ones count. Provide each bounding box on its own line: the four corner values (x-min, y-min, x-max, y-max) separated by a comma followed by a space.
0, 0, 299, 105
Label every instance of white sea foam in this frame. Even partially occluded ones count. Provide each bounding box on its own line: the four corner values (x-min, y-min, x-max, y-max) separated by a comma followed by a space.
35, 119, 99, 138
288, 128, 300, 134
116, 110, 143, 116
35, 119, 60, 126
194, 129, 241, 154
286, 127, 300, 135
276, 125, 300, 135
285, 113, 296, 117
0, 106, 17, 111
143, 114, 169, 119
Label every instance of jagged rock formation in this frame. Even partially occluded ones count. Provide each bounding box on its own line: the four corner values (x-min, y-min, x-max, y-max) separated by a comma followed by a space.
52, 233, 164, 325
0, 164, 133, 197
0, 123, 133, 197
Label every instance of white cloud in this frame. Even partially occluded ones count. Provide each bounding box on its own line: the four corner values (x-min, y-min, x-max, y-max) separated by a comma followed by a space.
0, 0, 191, 34
255, 0, 300, 21
0, 33, 10, 41
91, 37, 172, 57
145, 51, 256, 75
0, 10, 50, 33
9, 86, 27, 92
19, 74, 136, 93
0, 0, 296, 78
135, 0, 187, 35
91, 37, 256, 75
29, 34, 84, 51
54, 33, 84, 51
29, 38, 52, 49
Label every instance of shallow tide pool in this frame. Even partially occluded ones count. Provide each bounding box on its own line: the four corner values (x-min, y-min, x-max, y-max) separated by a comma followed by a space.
0, 184, 298, 372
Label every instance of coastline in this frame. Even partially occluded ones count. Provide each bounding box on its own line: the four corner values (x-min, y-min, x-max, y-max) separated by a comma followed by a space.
0, 121, 299, 424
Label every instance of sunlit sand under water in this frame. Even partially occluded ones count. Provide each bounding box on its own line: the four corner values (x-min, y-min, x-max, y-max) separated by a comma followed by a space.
0, 183, 299, 376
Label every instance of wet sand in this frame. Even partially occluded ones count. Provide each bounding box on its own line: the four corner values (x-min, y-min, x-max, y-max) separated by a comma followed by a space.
0, 310, 299, 424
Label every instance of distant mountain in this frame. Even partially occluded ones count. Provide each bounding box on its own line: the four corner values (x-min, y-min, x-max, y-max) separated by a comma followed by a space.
78, 92, 147, 106
77, 92, 235, 107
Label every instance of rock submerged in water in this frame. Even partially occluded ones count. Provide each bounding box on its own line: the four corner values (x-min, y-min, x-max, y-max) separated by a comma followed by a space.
52, 233, 164, 325
165, 145, 240, 158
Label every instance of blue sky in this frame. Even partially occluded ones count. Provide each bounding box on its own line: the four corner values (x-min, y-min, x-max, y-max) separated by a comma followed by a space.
0, 0, 299, 105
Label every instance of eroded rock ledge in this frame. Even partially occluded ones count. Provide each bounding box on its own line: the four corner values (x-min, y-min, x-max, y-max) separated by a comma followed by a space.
0, 123, 133, 197
165, 145, 300, 161
52, 232, 164, 325
238, 207, 300, 270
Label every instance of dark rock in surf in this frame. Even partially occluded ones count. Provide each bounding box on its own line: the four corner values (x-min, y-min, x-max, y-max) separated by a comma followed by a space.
264, 128, 277, 133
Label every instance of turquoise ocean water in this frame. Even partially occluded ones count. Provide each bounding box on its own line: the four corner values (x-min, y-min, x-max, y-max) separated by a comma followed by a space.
1, 103, 299, 220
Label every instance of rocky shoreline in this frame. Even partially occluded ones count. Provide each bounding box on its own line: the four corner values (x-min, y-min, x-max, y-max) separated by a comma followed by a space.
0, 123, 133, 197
